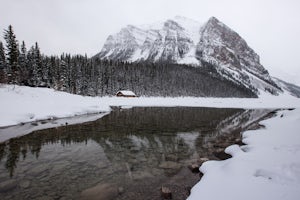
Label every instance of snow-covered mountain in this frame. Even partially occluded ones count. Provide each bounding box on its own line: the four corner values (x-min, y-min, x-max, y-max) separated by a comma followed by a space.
97, 16, 201, 64
95, 16, 291, 96
272, 77, 300, 98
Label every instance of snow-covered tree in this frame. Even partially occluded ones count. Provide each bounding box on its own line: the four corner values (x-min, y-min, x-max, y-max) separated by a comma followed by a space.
4, 25, 20, 84
18, 41, 28, 85
34, 42, 43, 85
0, 41, 7, 83
27, 42, 43, 86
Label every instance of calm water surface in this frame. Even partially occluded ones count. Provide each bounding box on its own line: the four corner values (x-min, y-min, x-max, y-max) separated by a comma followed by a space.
0, 107, 272, 200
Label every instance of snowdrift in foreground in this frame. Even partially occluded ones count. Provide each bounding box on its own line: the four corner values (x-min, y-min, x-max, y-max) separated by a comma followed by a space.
188, 108, 300, 200
1, 84, 300, 128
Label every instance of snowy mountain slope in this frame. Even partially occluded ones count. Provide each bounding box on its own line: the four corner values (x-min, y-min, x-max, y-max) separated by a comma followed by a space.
95, 16, 291, 96
273, 77, 300, 98
196, 17, 281, 95
97, 16, 201, 64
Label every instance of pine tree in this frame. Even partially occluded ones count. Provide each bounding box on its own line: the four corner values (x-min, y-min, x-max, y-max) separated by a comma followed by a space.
49, 56, 59, 88
27, 46, 35, 86
33, 42, 43, 86
58, 54, 68, 91
0, 41, 7, 83
4, 25, 20, 84
18, 41, 28, 85
27, 42, 42, 86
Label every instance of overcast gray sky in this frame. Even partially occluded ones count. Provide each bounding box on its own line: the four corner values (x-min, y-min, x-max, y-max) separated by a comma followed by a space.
1, 0, 300, 84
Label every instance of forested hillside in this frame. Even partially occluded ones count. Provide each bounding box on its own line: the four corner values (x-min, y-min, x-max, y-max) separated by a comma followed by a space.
0, 25, 256, 97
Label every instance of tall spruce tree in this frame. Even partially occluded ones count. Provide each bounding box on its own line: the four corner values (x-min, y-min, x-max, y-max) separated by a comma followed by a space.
27, 42, 43, 86
4, 25, 20, 84
19, 41, 28, 85
34, 42, 43, 86
27, 46, 35, 86
0, 41, 7, 83
58, 54, 68, 91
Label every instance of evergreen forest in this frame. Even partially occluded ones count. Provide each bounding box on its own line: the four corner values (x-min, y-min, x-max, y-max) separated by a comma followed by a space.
0, 25, 256, 97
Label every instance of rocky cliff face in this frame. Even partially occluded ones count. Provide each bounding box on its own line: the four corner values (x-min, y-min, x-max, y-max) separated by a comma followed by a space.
95, 16, 282, 95
195, 17, 281, 94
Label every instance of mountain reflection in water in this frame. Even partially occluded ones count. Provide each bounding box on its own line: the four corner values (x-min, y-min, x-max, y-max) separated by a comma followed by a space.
0, 107, 272, 200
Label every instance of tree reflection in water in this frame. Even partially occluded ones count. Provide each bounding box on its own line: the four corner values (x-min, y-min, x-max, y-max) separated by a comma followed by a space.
0, 107, 272, 200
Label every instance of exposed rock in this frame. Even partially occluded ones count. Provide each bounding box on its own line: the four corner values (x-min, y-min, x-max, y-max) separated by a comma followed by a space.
188, 164, 200, 173
213, 149, 232, 160
185, 186, 192, 196
199, 171, 204, 179
118, 187, 124, 194
186, 157, 209, 173
234, 138, 245, 146
199, 157, 209, 163
80, 183, 119, 200
161, 186, 172, 199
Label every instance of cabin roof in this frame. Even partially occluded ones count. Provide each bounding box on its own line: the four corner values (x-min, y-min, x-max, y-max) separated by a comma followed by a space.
116, 90, 136, 96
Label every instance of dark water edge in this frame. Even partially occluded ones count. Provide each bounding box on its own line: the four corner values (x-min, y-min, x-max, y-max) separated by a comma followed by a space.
0, 113, 109, 143
0, 107, 274, 200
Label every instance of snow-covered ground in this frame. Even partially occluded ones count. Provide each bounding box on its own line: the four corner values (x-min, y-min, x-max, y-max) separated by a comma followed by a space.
0, 84, 111, 127
1, 84, 300, 129
188, 108, 300, 200
1, 84, 300, 143
1, 84, 300, 199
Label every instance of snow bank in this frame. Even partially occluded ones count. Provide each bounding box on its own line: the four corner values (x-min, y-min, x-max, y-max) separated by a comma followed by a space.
0, 84, 111, 127
188, 108, 300, 200
102, 91, 300, 109
0, 113, 109, 142
1, 84, 300, 128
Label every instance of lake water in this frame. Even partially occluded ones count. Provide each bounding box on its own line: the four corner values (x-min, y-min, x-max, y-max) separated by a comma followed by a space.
0, 107, 272, 200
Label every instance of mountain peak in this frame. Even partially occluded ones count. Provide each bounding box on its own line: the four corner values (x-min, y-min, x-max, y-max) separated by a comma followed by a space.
95, 16, 282, 95
207, 16, 219, 23
163, 19, 184, 30
204, 16, 229, 30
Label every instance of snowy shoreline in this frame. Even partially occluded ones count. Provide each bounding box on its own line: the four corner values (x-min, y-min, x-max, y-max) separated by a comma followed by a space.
1, 84, 300, 128
188, 108, 300, 200
1, 84, 300, 142
0, 112, 109, 142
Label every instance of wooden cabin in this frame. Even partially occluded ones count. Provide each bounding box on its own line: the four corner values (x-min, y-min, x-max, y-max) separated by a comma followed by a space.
116, 90, 137, 97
